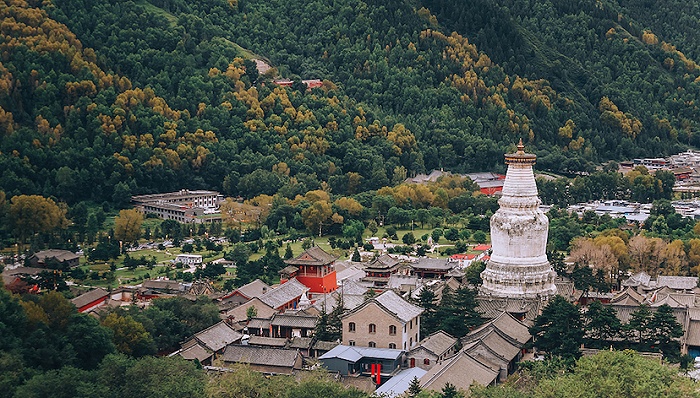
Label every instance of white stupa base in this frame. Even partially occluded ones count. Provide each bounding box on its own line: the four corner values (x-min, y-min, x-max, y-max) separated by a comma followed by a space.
480, 259, 557, 299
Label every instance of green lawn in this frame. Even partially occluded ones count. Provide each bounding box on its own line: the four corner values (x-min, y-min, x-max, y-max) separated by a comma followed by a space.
74, 216, 491, 288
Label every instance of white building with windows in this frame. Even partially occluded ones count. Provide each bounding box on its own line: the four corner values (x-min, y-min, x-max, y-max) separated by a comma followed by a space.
175, 254, 203, 266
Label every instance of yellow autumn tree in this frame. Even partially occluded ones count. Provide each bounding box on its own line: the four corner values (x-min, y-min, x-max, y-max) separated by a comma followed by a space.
9, 195, 68, 244
113, 209, 143, 244
302, 200, 333, 236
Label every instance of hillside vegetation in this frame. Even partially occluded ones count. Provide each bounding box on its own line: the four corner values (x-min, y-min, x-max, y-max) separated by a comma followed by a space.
1, 0, 700, 204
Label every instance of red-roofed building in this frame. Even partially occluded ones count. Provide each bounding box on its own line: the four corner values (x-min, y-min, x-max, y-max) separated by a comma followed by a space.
473, 244, 492, 252
71, 288, 110, 313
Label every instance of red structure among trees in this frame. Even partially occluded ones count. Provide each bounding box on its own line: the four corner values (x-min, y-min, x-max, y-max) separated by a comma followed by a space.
280, 246, 338, 296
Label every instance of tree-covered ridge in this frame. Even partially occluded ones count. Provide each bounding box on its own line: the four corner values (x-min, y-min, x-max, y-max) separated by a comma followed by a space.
4, 0, 700, 205
423, 0, 700, 158
0, 0, 216, 203
0, 0, 431, 204
198, 0, 583, 172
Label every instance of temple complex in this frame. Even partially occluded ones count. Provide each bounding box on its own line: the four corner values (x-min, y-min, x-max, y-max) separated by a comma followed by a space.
480, 140, 557, 299
280, 246, 338, 297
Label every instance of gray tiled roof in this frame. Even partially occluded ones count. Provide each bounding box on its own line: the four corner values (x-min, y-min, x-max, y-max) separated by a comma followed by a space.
177, 343, 212, 362
367, 254, 400, 270
71, 288, 109, 308
650, 294, 686, 308
193, 321, 243, 352
319, 344, 403, 361
375, 367, 428, 398
387, 274, 418, 289
313, 293, 365, 313
420, 351, 498, 391
687, 320, 700, 346
312, 340, 339, 351
621, 272, 651, 287
223, 297, 277, 322
411, 258, 454, 271
374, 290, 423, 323
657, 276, 698, 290
284, 246, 337, 266
476, 297, 543, 323
259, 279, 309, 309
414, 331, 457, 357
336, 265, 366, 283
223, 345, 300, 368
340, 280, 369, 296
30, 249, 80, 263
288, 337, 313, 349
270, 313, 318, 329
248, 335, 288, 347
246, 317, 271, 329
235, 279, 271, 299
466, 311, 531, 346
610, 287, 645, 306
466, 329, 520, 361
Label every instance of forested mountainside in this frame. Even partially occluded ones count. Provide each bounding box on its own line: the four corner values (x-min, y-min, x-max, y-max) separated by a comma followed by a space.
1, 0, 700, 204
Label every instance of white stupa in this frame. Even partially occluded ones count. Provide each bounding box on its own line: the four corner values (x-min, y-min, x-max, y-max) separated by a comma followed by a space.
480, 140, 557, 299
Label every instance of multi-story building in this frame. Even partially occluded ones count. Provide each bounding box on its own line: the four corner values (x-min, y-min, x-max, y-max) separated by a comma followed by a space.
131, 189, 222, 223
342, 290, 423, 351
280, 246, 338, 296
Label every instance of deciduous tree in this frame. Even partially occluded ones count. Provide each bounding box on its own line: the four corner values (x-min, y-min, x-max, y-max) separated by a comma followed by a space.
113, 209, 143, 245
9, 195, 68, 243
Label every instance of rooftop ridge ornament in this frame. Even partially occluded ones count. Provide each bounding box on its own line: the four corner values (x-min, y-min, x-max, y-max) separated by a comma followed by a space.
479, 141, 557, 299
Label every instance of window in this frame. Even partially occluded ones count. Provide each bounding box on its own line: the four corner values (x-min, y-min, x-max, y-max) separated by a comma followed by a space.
368, 341, 376, 348
349, 340, 355, 346
389, 325, 397, 335
424, 358, 430, 365
389, 343, 396, 349
348, 322, 356, 332
369, 323, 376, 333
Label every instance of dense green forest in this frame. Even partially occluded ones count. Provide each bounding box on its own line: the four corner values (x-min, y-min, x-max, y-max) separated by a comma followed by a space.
1, 0, 700, 206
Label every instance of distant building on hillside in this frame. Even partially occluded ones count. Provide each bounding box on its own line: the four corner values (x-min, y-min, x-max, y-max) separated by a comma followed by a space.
404, 169, 505, 195
273, 79, 324, 89
131, 189, 222, 224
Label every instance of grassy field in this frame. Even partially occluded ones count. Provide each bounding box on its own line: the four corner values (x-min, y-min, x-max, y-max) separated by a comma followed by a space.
135, 0, 178, 25
56, 210, 491, 289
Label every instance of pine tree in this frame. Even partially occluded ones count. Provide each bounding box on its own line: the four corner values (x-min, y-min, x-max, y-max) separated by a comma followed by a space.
625, 304, 653, 349
584, 300, 621, 348
437, 287, 482, 338
650, 304, 683, 360
417, 287, 438, 336
327, 298, 345, 341
407, 376, 422, 397
284, 243, 294, 259
315, 308, 331, 341
351, 247, 361, 262
441, 382, 463, 398
529, 296, 584, 360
